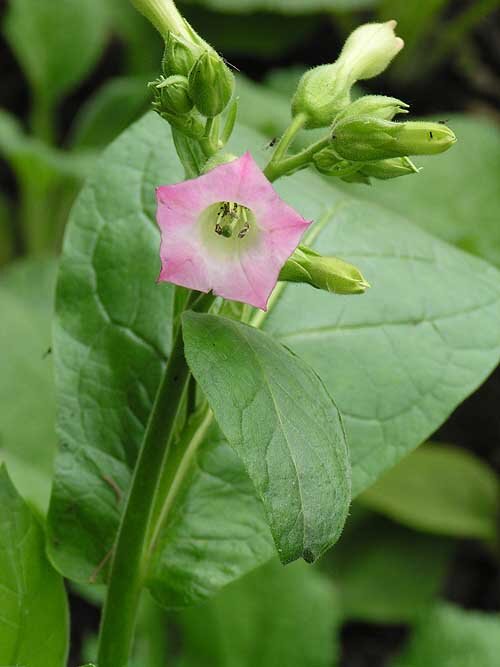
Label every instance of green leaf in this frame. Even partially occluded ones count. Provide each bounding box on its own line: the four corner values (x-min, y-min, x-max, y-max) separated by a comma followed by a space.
177, 558, 341, 667
48, 112, 500, 606
0, 465, 69, 666
336, 115, 500, 269
46, 115, 274, 604
182, 312, 351, 564
358, 442, 499, 540
390, 603, 500, 667
4, 0, 109, 109
70, 76, 152, 149
327, 508, 452, 623
0, 258, 58, 515
180, 0, 377, 14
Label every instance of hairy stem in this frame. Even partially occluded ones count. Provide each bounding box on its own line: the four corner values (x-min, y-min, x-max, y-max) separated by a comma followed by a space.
264, 134, 331, 182
96, 293, 214, 667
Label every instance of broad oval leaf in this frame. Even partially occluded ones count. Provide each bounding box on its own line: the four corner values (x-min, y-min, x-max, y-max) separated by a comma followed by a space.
182, 312, 351, 564
48, 111, 500, 605
358, 442, 499, 540
46, 114, 274, 605
0, 465, 68, 667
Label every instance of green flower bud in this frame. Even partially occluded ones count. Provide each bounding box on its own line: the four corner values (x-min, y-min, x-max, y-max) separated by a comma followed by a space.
313, 147, 360, 178
338, 21, 404, 81
335, 95, 409, 125
331, 118, 457, 161
161, 109, 205, 140
292, 63, 352, 129
291, 21, 403, 129
360, 157, 419, 180
162, 33, 203, 77
156, 75, 193, 114
279, 246, 370, 295
188, 51, 235, 117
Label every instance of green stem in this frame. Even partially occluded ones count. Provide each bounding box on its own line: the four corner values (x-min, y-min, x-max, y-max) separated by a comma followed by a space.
266, 112, 307, 168
96, 292, 214, 667
30, 93, 55, 144
264, 134, 331, 182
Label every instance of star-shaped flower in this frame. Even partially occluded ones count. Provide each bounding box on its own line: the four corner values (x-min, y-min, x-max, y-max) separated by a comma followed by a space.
156, 152, 311, 310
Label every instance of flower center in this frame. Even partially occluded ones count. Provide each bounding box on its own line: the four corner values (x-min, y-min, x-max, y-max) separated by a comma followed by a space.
213, 201, 251, 239
198, 201, 259, 258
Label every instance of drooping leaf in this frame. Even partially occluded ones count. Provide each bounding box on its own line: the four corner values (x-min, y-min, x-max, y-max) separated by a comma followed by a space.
359, 442, 499, 541
4, 0, 109, 110
48, 112, 500, 607
0, 258, 58, 515
0, 465, 68, 667
177, 558, 341, 667
182, 312, 351, 564
327, 508, 452, 623
390, 603, 500, 667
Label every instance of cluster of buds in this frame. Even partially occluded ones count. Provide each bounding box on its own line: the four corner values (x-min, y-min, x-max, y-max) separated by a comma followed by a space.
291, 22, 455, 185
135, 0, 234, 141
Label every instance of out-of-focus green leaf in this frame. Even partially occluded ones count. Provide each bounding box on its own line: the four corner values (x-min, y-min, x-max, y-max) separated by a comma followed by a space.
0, 193, 14, 266
183, 312, 351, 564
4, 0, 109, 109
180, 0, 377, 14
390, 603, 500, 667
327, 509, 452, 623
70, 76, 152, 149
0, 258, 58, 515
184, 7, 318, 57
0, 465, 69, 667
177, 559, 341, 667
359, 443, 499, 541
338, 115, 500, 269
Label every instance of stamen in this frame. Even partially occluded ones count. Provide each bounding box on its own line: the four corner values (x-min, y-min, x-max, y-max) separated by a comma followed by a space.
213, 201, 251, 239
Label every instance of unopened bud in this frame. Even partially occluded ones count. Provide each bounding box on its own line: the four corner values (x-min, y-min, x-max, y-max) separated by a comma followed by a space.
335, 95, 408, 124
338, 20, 404, 81
279, 246, 370, 295
331, 118, 457, 161
313, 147, 360, 178
162, 33, 203, 77
360, 157, 419, 180
291, 21, 403, 129
156, 75, 193, 114
189, 51, 235, 117
292, 63, 351, 129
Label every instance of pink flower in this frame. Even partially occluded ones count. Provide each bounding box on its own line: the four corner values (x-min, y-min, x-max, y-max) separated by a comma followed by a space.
156, 152, 311, 310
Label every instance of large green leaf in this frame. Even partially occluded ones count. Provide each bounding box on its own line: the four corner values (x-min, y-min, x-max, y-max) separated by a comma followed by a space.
177, 558, 341, 667
0, 466, 68, 666
0, 258, 58, 515
4, 0, 109, 109
46, 115, 274, 604
359, 442, 499, 540
183, 313, 351, 564
327, 509, 452, 623
390, 603, 500, 667
48, 112, 499, 606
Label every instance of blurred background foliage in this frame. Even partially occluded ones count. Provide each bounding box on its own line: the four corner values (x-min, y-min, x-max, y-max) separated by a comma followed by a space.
1, 1, 499, 665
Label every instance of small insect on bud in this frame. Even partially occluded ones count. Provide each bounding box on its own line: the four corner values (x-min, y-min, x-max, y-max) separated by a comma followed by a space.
279, 246, 370, 295
331, 118, 457, 162
188, 51, 235, 117
156, 75, 193, 115
334, 95, 409, 125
